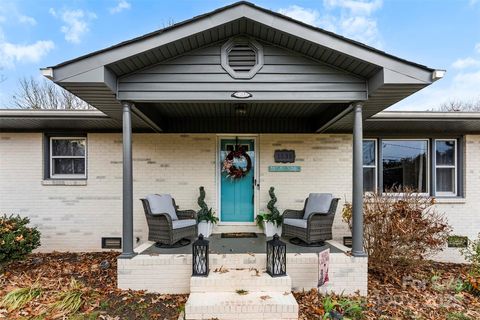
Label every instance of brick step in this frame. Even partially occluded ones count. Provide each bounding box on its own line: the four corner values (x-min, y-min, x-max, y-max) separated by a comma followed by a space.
185, 291, 298, 320
190, 269, 292, 293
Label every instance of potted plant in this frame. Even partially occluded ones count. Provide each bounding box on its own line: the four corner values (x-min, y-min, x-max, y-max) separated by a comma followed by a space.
256, 187, 283, 237
197, 186, 218, 238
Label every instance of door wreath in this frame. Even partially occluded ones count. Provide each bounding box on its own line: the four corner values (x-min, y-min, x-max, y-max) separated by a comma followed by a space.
222, 147, 252, 179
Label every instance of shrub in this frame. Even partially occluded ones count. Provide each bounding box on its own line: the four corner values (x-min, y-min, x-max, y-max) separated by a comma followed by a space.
0, 214, 41, 267
342, 189, 451, 274
460, 233, 480, 295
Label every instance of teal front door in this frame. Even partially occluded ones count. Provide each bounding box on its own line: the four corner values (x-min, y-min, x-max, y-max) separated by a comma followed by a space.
220, 138, 255, 222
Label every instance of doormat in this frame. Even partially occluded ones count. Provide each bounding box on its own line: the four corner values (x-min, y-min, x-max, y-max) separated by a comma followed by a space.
155, 238, 191, 248
289, 237, 325, 247
221, 232, 258, 238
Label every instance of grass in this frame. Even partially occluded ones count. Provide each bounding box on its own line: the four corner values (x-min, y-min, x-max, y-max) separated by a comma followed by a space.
51, 278, 85, 316
0, 285, 42, 311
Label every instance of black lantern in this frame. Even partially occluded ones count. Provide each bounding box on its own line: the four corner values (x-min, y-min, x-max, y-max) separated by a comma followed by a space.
266, 234, 286, 277
192, 234, 209, 277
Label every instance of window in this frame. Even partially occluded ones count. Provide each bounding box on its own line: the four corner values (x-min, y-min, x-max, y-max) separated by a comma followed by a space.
362, 140, 377, 192
49, 137, 86, 179
382, 140, 428, 193
363, 138, 462, 197
435, 139, 457, 195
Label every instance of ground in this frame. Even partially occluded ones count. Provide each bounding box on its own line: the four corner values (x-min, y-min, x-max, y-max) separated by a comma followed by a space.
0, 252, 479, 319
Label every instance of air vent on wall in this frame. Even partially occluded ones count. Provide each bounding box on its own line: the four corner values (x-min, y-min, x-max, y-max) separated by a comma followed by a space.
102, 237, 122, 249
221, 37, 264, 79
228, 44, 257, 73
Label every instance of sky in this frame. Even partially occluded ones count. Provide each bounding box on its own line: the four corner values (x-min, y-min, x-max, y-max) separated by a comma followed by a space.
0, 0, 479, 111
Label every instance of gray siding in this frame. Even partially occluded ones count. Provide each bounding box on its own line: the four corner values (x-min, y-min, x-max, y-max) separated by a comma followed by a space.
117, 41, 367, 102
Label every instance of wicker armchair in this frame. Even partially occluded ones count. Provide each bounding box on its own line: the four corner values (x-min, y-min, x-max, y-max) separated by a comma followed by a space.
141, 198, 197, 245
282, 198, 339, 244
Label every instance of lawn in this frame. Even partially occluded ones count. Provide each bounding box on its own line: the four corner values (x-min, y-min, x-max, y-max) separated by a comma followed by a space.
0, 252, 479, 319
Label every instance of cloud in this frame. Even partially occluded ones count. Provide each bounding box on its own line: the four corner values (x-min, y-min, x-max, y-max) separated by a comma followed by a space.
391, 69, 480, 111
109, 0, 131, 14
324, 0, 382, 15
278, 1, 383, 47
50, 8, 97, 44
0, 37, 54, 68
18, 14, 36, 26
452, 57, 480, 69
278, 5, 320, 26
475, 43, 480, 54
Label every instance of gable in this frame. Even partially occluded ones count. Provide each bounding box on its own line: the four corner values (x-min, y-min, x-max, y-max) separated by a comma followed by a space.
117, 39, 367, 102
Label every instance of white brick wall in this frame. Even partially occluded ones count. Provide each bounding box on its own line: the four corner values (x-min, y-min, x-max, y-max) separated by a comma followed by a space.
0, 132, 478, 262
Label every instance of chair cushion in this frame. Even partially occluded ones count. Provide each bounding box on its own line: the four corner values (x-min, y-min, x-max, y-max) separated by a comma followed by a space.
283, 218, 308, 229
303, 193, 333, 220
172, 219, 196, 229
146, 194, 178, 220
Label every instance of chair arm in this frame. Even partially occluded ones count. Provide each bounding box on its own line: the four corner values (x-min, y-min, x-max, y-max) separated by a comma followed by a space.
282, 209, 304, 219
177, 209, 197, 220
307, 212, 335, 224
146, 212, 173, 227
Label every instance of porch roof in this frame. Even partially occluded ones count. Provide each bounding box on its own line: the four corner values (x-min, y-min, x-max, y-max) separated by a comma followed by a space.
3, 109, 480, 135
42, 1, 443, 134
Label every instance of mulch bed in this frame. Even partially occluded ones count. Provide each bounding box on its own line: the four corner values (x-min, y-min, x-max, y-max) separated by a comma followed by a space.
0, 252, 187, 319
1, 253, 479, 319
295, 261, 480, 320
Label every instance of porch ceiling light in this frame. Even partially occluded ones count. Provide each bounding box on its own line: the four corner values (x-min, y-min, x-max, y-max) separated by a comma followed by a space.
234, 103, 247, 116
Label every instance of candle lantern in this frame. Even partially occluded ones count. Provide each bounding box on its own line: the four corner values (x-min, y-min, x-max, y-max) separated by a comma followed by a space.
266, 234, 286, 277
192, 234, 209, 276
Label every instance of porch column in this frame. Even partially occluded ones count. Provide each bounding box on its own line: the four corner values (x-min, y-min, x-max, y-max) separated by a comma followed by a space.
352, 102, 367, 257
119, 101, 136, 258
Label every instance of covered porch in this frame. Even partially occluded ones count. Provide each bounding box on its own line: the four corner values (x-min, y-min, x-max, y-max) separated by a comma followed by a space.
42, 3, 442, 315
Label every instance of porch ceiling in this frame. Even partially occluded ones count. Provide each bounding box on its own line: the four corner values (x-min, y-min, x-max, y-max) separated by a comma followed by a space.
134, 102, 349, 133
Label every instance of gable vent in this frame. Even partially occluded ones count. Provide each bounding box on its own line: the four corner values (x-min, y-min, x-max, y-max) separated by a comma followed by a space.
228, 44, 257, 72
221, 37, 264, 79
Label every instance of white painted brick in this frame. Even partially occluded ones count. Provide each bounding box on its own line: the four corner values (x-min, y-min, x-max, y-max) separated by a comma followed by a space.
1, 132, 477, 263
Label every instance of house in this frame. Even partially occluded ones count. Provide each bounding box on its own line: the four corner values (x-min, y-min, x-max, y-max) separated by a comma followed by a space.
1, 2, 478, 319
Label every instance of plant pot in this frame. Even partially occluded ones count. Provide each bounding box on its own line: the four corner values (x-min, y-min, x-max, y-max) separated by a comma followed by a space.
197, 221, 213, 238
263, 221, 282, 237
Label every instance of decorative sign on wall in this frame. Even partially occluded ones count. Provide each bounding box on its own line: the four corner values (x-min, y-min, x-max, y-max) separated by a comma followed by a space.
268, 166, 301, 172
274, 149, 296, 163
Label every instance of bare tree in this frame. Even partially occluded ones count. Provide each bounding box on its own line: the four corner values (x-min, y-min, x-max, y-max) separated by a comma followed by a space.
436, 99, 480, 112
11, 77, 95, 110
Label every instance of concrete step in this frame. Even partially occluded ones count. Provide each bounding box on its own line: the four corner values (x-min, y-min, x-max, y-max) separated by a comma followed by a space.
185, 291, 298, 320
190, 269, 292, 293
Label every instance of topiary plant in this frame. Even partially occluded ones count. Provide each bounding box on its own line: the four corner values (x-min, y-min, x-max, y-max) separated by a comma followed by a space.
256, 187, 283, 228
0, 214, 41, 270
267, 187, 280, 217
197, 186, 209, 217
197, 187, 218, 224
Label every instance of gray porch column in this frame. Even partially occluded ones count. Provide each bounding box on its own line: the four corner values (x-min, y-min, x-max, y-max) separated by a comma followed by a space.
352, 102, 367, 257
119, 101, 136, 258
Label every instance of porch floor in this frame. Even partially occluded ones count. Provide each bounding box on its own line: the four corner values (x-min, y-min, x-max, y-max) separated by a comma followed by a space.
140, 233, 341, 255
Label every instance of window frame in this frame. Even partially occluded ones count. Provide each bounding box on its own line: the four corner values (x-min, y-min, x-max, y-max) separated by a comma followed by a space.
363, 137, 463, 198
49, 136, 87, 179
434, 139, 457, 197
362, 138, 378, 193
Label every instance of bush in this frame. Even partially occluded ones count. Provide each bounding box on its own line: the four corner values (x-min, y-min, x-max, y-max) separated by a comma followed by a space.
342, 189, 451, 274
0, 214, 41, 267
460, 233, 480, 295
